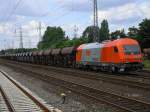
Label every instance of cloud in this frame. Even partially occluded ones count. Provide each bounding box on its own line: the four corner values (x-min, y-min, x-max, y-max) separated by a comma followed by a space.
55, 0, 137, 12
0, 20, 47, 49
15, 0, 50, 17
56, 0, 91, 12
99, 0, 137, 10
0, 23, 14, 36
98, 3, 140, 23
139, 2, 150, 18
97, 2, 150, 26
0, 0, 50, 23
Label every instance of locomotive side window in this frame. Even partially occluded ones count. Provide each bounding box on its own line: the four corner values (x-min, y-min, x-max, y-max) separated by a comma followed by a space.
114, 46, 118, 53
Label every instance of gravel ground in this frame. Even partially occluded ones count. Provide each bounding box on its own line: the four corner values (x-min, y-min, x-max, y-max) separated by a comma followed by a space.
0, 64, 117, 112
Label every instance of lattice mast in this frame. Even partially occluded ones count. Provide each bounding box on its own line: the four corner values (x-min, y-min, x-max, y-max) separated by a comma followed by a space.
93, 0, 99, 42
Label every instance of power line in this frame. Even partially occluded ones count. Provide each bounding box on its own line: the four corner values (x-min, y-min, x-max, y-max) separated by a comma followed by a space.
4, 0, 22, 22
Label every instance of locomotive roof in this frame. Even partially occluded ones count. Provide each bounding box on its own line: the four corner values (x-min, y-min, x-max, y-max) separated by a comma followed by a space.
77, 42, 104, 50
104, 38, 139, 47
77, 38, 138, 50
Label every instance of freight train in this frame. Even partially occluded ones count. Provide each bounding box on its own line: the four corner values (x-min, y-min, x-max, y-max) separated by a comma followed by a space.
0, 38, 144, 72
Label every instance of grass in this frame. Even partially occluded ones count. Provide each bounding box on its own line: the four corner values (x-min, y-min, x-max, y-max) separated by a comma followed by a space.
144, 59, 150, 69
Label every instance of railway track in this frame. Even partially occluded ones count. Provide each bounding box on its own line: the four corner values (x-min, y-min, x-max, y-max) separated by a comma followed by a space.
50, 77, 150, 112
1, 63, 150, 112
3, 60, 150, 91
0, 70, 61, 112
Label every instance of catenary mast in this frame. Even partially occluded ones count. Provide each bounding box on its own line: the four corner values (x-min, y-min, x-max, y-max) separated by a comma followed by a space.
93, 0, 99, 42
19, 27, 23, 48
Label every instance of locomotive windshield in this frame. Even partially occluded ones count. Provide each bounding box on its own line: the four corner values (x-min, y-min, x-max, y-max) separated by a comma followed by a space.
124, 45, 140, 55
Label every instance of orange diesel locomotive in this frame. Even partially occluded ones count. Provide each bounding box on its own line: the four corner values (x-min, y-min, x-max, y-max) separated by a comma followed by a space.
76, 38, 143, 72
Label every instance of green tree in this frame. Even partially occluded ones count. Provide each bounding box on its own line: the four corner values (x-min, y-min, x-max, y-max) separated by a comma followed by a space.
128, 26, 139, 39
38, 26, 65, 49
99, 20, 109, 41
82, 26, 99, 43
55, 37, 89, 48
138, 19, 150, 42
110, 29, 126, 39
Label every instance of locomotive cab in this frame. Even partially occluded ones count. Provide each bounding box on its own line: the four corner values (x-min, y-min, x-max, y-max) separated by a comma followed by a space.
121, 44, 143, 71
113, 38, 143, 72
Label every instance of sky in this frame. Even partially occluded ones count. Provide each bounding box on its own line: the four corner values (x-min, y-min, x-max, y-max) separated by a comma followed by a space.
0, 0, 149, 50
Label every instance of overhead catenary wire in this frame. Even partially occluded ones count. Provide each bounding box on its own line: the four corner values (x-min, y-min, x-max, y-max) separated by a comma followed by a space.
5, 0, 22, 23
2, 0, 22, 32
14, 0, 69, 26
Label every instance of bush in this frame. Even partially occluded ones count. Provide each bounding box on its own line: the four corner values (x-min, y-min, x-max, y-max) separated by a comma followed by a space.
144, 59, 150, 68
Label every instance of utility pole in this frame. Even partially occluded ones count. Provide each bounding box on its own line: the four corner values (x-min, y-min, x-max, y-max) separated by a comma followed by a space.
93, 0, 99, 42
38, 22, 42, 42
73, 25, 78, 39
19, 27, 23, 48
